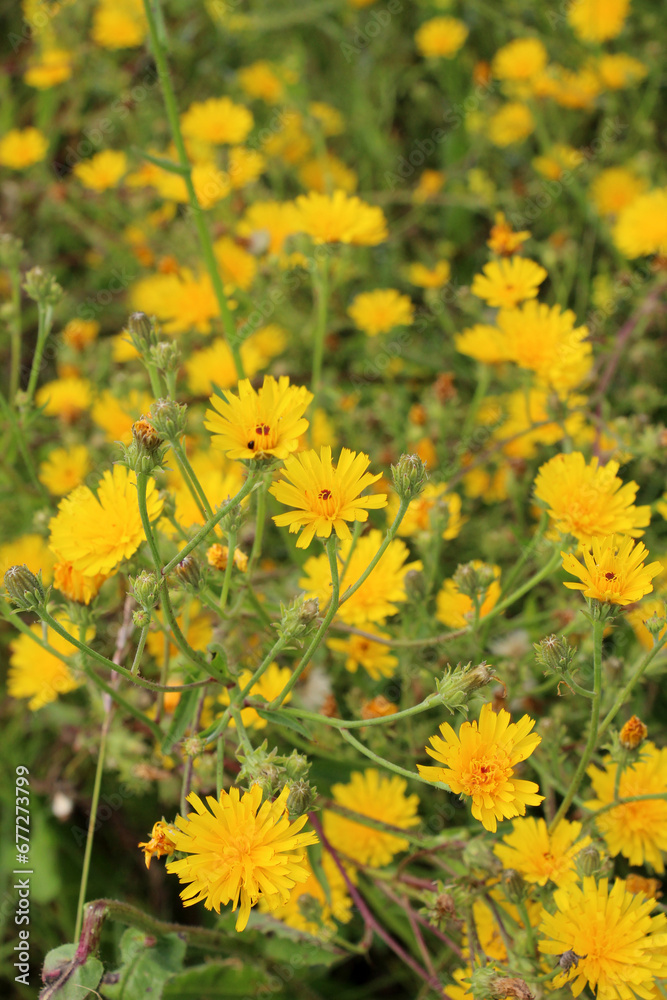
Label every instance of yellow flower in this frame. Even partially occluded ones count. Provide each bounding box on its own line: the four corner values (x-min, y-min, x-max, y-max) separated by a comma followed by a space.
227, 146, 265, 189
49, 466, 163, 577
415, 17, 469, 59
38, 445, 91, 496
494, 388, 586, 461
111, 331, 141, 363
219, 662, 292, 729
260, 853, 352, 937
8, 615, 92, 710
206, 544, 248, 573
130, 269, 219, 335
348, 289, 414, 337
91, 0, 147, 48
35, 377, 93, 423
413, 169, 445, 202
534, 452, 651, 544
487, 103, 534, 147
568, 0, 630, 41
471, 257, 547, 309
293, 190, 388, 246
262, 113, 312, 165
205, 375, 313, 461
73, 150, 127, 191
138, 821, 179, 869
487, 212, 531, 256
494, 818, 590, 886
61, 318, 100, 351
24, 48, 73, 89
496, 301, 592, 395
598, 54, 648, 90
213, 236, 257, 291
418, 702, 542, 833
562, 535, 662, 606
0, 127, 48, 169
435, 564, 501, 629
613, 188, 667, 259
184, 338, 263, 397
626, 597, 667, 651
238, 61, 286, 104
298, 154, 357, 194
323, 769, 419, 866
540, 65, 601, 110
167, 451, 244, 532
308, 101, 345, 137
191, 161, 230, 209
492, 38, 547, 81
0, 534, 55, 585
455, 324, 511, 364
591, 167, 647, 217
387, 483, 465, 540
327, 627, 398, 680
181, 96, 253, 146
166, 784, 318, 931
238, 200, 301, 254
91, 388, 154, 445
271, 446, 387, 549
406, 260, 451, 288
300, 530, 421, 625
53, 561, 108, 604
539, 877, 667, 1000
533, 144, 583, 181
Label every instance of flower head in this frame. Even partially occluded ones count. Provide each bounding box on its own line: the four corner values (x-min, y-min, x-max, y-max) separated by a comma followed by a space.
138, 821, 179, 869
270, 446, 387, 548
323, 769, 419, 867
293, 190, 388, 245
73, 150, 127, 191
487, 103, 534, 147
562, 535, 661, 606
8, 615, 91, 710
38, 445, 91, 496
487, 212, 531, 256
24, 48, 73, 89
418, 703, 542, 832
35, 377, 93, 423
205, 375, 313, 461
435, 563, 501, 629
494, 818, 590, 887
0, 127, 48, 169
492, 38, 547, 81
91, 0, 147, 48
568, 0, 630, 41
591, 167, 647, 217
406, 260, 451, 288
259, 852, 352, 936
534, 452, 650, 544
613, 188, 667, 259
539, 876, 667, 1000
348, 289, 414, 337
415, 17, 469, 59
48, 466, 163, 577
586, 744, 667, 872
471, 257, 547, 308
496, 301, 592, 394
166, 784, 318, 931
327, 627, 398, 680
181, 96, 253, 145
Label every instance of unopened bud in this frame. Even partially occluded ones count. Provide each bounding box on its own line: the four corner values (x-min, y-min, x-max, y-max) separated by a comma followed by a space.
284, 750, 310, 782
0, 233, 24, 269
391, 453, 428, 502
286, 779, 316, 816
274, 594, 321, 645
133, 608, 151, 628
644, 612, 666, 639
128, 311, 154, 347
4, 564, 46, 611
453, 561, 497, 601
501, 868, 527, 904
132, 418, 161, 454
149, 398, 188, 440
489, 977, 534, 1000
129, 570, 160, 609
534, 634, 577, 676
576, 844, 602, 877
23, 266, 62, 305
173, 556, 202, 592
619, 715, 647, 750
217, 498, 246, 534
150, 340, 181, 374
181, 737, 205, 758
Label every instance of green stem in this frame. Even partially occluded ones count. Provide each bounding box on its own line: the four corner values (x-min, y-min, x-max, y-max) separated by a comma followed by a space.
548, 617, 604, 833
230, 704, 254, 754
131, 625, 149, 676
516, 900, 536, 958
311, 253, 329, 398
277, 693, 441, 730
596, 632, 667, 743
172, 438, 214, 520
338, 498, 410, 609
216, 737, 224, 790
220, 529, 236, 610
9, 266, 22, 402
24, 301, 54, 406
339, 728, 449, 789
141, 0, 244, 378
82, 664, 161, 741
247, 476, 269, 576
73, 705, 110, 942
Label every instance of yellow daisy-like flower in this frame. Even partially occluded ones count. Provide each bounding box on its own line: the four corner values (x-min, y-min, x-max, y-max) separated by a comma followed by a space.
327, 627, 398, 680
260, 852, 352, 937
228, 145, 266, 189
0, 127, 48, 169
406, 260, 451, 288
8, 615, 92, 710
298, 154, 357, 194
348, 289, 414, 337
308, 101, 345, 137
562, 534, 662, 606
487, 102, 534, 147
0, 534, 55, 585
586, 745, 667, 872
49, 466, 163, 577
300, 529, 422, 625
568, 0, 630, 42
52, 561, 108, 605
613, 188, 667, 259
471, 257, 547, 309
492, 38, 547, 81
435, 563, 501, 629
219, 662, 292, 729
497, 301, 592, 395
130, 269, 219, 336
455, 324, 511, 364
213, 236, 257, 291
487, 212, 531, 257
387, 483, 466, 540
539, 877, 667, 1000
138, 821, 179, 870
91, 388, 154, 445
494, 818, 590, 887
166, 784, 318, 931
415, 17, 469, 59
271, 446, 387, 549
205, 375, 313, 461
24, 48, 73, 89
323, 769, 419, 867
418, 703, 542, 833
38, 445, 91, 496
191, 161, 231, 210
293, 190, 388, 246
35, 377, 93, 423
61, 318, 100, 351
598, 54, 648, 90
185, 339, 263, 397
73, 150, 127, 191
181, 96, 253, 146
238, 200, 302, 255
91, 0, 147, 48
238, 61, 286, 104
534, 452, 650, 544
591, 167, 647, 217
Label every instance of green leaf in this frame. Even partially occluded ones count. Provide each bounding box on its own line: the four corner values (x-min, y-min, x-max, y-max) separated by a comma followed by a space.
254, 708, 313, 739
134, 148, 191, 175
102, 929, 186, 1000
39, 944, 103, 1000
161, 687, 200, 754
163, 961, 269, 998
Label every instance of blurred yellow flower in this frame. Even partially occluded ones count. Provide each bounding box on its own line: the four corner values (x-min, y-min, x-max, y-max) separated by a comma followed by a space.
73, 150, 127, 191
327, 628, 398, 680
0, 127, 48, 169
407, 260, 451, 288
91, 0, 148, 48
227, 146, 265, 188
487, 102, 534, 146
181, 97, 253, 146
238, 61, 286, 103
24, 48, 73, 89
0, 534, 55, 584
471, 257, 547, 308
8, 614, 91, 710
568, 0, 629, 41
298, 154, 357, 194
492, 38, 547, 81
348, 288, 414, 336
597, 53, 648, 90
293, 190, 388, 245
39, 445, 91, 496
415, 17, 469, 59
591, 167, 647, 217
324, 769, 419, 866
260, 853, 352, 937
308, 101, 345, 136
613, 188, 667, 258
626, 597, 667, 651
35, 377, 93, 423
91, 388, 154, 445
435, 563, 501, 629
61, 318, 100, 351
237, 200, 302, 254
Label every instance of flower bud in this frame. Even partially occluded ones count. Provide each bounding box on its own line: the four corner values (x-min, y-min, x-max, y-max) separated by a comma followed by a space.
23, 266, 63, 306
4, 564, 46, 611
237, 742, 283, 792
286, 779, 316, 816
453, 561, 497, 602
133, 608, 151, 628
469, 967, 500, 1000
619, 715, 648, 750
132, 418, 161, 454
181, 737, 205, 758
274, 595, 321, 645
488, 976, 534, 1000
173, 556, 203, 592
501, 868, 527, 904
150, 340, 182, 375
127, 311, 155, 349
391, 453, 428, 502
534, 634, 577, 676
217, 498, 247, 535
576, 844, 601, 877
0, 233, 24, 269
149, 398, 188, 440
283, 750, 310, 782
129, 570, 160, 609
644, 612, 666, 639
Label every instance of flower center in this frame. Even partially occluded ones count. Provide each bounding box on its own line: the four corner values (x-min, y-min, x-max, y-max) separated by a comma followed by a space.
246, 422, 278, 453
604, 571, 615, 580
313, 487, 337, 517
463, 750, 510, 797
